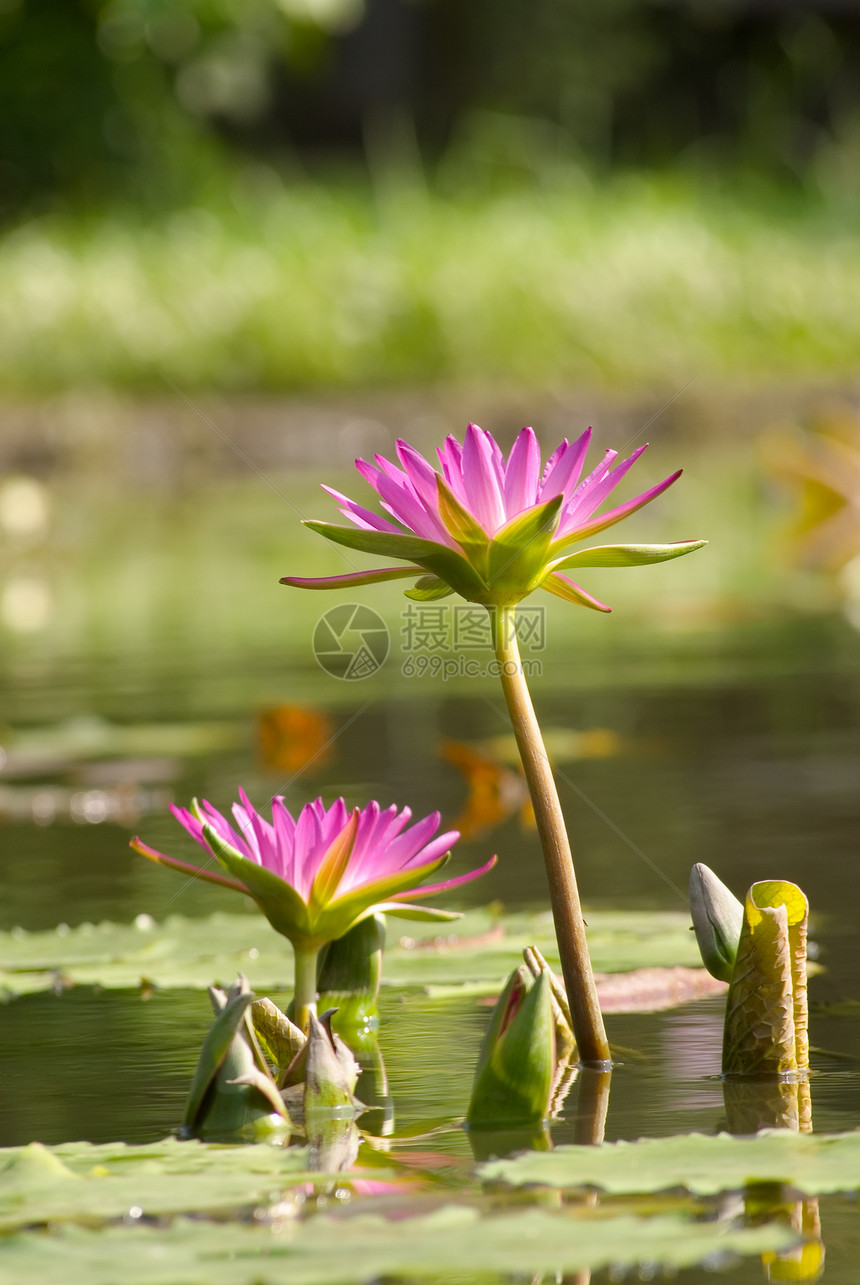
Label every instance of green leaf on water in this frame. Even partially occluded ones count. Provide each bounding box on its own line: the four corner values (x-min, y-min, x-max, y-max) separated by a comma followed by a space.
0, 1138, 402, 1232
481, 1128, 860, 1197
0, 1204, 797, 1284
0, 907, 701, 998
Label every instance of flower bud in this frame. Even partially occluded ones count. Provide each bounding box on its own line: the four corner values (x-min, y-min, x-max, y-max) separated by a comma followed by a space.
689, 862, 744, 982
467, 966, 556, 1128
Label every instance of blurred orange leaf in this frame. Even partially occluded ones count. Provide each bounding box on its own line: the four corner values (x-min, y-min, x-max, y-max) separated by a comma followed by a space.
257, 704, 334, 776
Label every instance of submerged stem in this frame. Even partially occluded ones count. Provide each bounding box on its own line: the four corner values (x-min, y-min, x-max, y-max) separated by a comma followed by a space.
292, 944, 319, 1034
491, 604, 610, 1067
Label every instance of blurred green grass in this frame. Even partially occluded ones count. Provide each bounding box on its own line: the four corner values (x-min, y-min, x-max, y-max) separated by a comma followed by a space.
2, 172, 859, 393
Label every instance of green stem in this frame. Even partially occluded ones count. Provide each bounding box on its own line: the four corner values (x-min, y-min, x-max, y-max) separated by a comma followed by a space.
292, 944, 319, 1034
492, 603, 610, 1067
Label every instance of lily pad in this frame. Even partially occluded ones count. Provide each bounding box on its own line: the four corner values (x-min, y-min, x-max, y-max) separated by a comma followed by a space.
481, 1128, 860, 1196
0, 1138, 401, 1231
0, 1205, 797, 1284
0, 908, 700, 998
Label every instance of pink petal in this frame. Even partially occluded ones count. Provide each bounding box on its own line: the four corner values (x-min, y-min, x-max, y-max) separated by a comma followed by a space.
237, 787, 276, 866
354, 458, 383, 493
194, 799, 251, 859
271, 797, 296, 883
388, 854, 498, 900
170, 803, 206, 849
322, 486, 403, 534
381, 811, 445, 871
293, 803, 324, 900
562, 444, 648, 528
395, 440, 443, 510
462, 424, 506, 534
539, 427, 592, 502
566, 468, 683, 545
540, 441, 565, 487
373, 467, 454, 545
437, 435, 471, 509
503, 427, 541, 516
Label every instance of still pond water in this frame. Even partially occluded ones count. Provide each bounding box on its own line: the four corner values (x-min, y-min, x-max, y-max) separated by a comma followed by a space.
1, 423, 860, 1280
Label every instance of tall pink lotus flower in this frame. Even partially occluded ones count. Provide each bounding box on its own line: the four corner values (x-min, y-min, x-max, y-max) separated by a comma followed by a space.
282, 422, 706, 1065
132, 791, 495, 1029
281, 424, 705, 611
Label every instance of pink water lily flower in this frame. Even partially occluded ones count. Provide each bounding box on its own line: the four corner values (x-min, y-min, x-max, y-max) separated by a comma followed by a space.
132, 791, 494, 950
132, 792, 495, 1029
281, 423, 705, 611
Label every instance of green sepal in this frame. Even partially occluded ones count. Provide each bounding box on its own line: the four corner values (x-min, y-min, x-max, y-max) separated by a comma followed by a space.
304, 520, 488, 602
689, 863, 744, 983
548, 540, 707, 572
467, 967, 556, 1128
370, 902, 463, 922
303, 520, 449, 563
436, 476, 490, 578
280, 565, 425, 589
540, 573, 611, 612
404, 575, 455, 602
201, 824, 313, 944
313, 853, 452, 942
487, 496, 563, 599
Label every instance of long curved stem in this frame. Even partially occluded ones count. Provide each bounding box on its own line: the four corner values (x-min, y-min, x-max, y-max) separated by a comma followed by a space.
492, 604, 610, 1067
293, 944, 319, 1034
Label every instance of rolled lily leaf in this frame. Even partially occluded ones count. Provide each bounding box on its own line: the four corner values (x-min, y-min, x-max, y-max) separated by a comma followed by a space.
317, 914, 385, 1028
251, 997, 306, 1074
467, 966, 556, 1128
182, 976, 290, 1140
723, 1076, 813, 1136
723, 880, 810, 1077
689, 863, 745, 982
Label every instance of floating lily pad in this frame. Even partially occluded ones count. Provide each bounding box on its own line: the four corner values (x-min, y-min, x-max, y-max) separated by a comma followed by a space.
0, 1205, 797, 1284
481, 1128, 860, 1196
0, 908, 700, 998
0, 1138, 403, 1232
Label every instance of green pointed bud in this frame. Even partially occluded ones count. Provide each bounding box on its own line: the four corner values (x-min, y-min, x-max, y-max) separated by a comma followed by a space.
304, 1011, 361, 1120
467, 966, 556, 1128
689, 863, 744, 982
182, 976, 290, 1140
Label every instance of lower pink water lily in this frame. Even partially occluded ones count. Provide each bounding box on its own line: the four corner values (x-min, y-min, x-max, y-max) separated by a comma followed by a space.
132, 791, 495, 949
281, 423, 706, 611
132, 793, 495, 1029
